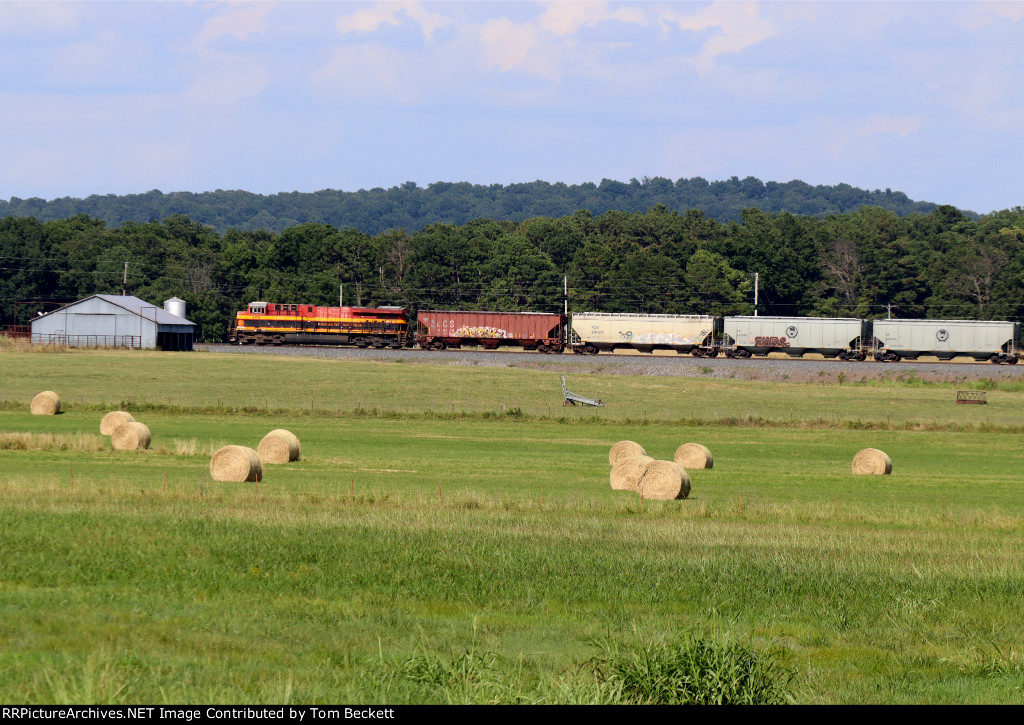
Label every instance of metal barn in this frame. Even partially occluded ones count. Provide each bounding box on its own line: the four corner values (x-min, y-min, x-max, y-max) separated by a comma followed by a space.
30, 294, 196, 350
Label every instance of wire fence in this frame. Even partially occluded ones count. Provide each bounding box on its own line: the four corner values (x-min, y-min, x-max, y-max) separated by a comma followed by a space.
28, 334, 142, 349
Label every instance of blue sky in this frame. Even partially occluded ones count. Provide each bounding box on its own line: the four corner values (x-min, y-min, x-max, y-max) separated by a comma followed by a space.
1, 1, 1022, 214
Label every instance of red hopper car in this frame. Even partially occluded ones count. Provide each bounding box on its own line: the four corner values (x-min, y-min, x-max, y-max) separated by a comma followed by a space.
416, 310, 567, 353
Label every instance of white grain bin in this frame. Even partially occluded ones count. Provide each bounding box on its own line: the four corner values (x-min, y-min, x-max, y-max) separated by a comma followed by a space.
164, 297, 187, 319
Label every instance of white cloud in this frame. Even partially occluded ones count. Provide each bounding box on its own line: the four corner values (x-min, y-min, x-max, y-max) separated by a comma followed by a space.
336, 4, 403, 36
183, 4, 278, 108
335, 1, 453, 41
535, 1, 649, 37
537, 1, 601, 36
195, 2, 274, 46
662, 1, 777, 71
402, 1, 453, 41
962, 1, 1024, 29
479, 16, 541, 73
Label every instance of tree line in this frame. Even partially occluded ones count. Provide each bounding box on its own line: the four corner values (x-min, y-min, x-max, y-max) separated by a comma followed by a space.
1, 203, 1021, 343
0, 177, 942, 237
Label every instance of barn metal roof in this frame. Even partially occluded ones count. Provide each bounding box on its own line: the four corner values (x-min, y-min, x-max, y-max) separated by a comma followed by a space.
36, 294, 196, 326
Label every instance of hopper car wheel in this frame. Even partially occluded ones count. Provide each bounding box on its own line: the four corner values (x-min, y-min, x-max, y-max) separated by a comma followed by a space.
585, 344, 599, 355
990, 354, 1001, 364
537, 344, 549, 354
1010, 356, 1019, 365
432, 341, 446, 351
706, 349, 719, 358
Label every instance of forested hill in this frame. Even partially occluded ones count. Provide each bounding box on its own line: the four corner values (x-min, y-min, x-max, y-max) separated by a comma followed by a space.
0, 177, 942, 236
2, 204, 1021, 343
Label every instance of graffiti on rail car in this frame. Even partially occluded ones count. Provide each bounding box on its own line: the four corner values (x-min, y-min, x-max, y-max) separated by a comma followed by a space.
453, 326, 512, 339
754, 336, 791, 347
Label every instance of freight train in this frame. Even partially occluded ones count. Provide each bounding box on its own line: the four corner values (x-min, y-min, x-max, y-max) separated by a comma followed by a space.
228, 303, 1021, 364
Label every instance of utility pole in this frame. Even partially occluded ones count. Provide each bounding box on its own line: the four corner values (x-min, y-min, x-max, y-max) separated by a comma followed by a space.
122, 262, 128, 296
340, 283, 343, 307
887, 303, 892, 319
563, 275, 569, 344
753, 272, 759, 316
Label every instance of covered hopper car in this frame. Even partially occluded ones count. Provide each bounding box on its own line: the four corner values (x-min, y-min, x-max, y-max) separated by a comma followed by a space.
569, 312, 719, 355
229, 302, 410, 347
723, 316, 869, 360
871, 318, 1019, 363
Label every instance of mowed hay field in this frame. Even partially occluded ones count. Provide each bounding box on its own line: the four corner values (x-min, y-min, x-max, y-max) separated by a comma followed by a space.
1, 348, 1023, 704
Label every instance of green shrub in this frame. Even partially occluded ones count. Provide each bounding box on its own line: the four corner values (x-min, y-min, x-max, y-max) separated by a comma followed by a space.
584, 635, 794, 705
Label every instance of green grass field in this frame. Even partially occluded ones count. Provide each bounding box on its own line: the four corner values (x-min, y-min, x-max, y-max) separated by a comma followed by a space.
1, 348, 1023, 704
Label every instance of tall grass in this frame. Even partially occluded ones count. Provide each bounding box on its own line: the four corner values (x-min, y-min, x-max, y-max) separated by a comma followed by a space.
3, 398, 1022, 433
583, 635, 794, 704
376, 633, 793, 704
0, 431, 105, 452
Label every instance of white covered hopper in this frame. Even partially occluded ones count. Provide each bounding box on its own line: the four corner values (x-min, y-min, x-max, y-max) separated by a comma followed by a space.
724, 316, 868, 359
571, 312, 718, 354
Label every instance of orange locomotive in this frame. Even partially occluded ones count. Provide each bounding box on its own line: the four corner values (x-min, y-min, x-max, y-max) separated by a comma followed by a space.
229, 302, 410, 348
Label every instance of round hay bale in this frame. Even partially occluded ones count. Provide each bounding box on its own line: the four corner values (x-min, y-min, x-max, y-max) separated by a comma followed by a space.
852, 448, 892, 475
638, 460, 691, 500
100, 410, 135, 436
610, 454, 655, 491
257, 429, 300, 464
30, 391, 61, 415
674, 442, 713, 470
111, 421, 151, 450
210, 445, 263, 482
609, 440, 646, 466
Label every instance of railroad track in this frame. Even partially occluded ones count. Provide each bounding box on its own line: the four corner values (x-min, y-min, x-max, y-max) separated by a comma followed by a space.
196, 343, 1024, 381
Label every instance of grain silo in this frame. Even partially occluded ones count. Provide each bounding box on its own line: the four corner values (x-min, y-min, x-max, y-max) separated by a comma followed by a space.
164, 297, 187, 319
